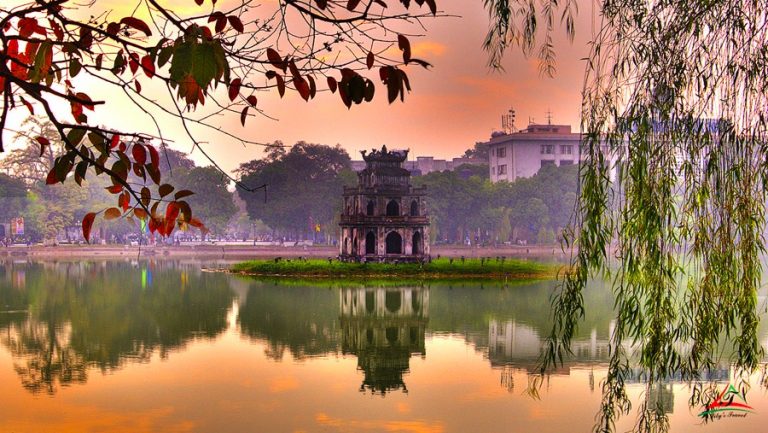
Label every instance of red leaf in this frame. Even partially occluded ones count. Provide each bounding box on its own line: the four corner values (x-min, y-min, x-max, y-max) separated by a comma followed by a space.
166, 201, 181, 222
194, 0, 203, 5
425, 0, 437, 14
19, 18, 44, 38
215, 16, 226, 34
240, 106, 248, 126
228, 78, 241, 101
135, 80, 142, 93
134, 208, 148, 220
174, 190, 195, 200
104, 207, 122, 220
141, 55, 155, 78
276, 75, 285, 97
132, 143, 147, 165
397, 34, 411, 63
158, 183, 174, 197
147, 144, 160, 167
106, 22, 120, 35
347, 0, 361, 10
46, 168, 58, 185
246, 95, 257, 106
327, 76, 338, 93
201, 26, 213, 40
106, 184, 123, 194
208, 12, 224, 23
110, 134, 120, 149
82, 212, 96, 243
119, 191, 131, 212
316, 0, 328, 10
120, 17, 152, 36
75, 92, 95, 110
366, 51, 374, 69
227, 16, 244, 33
163, 218, 176, 237
129, 58, 139, 75
307, 75, 316, 98
294, 77, 310, 101
36, 136, 50, 157
21, 97, 35, 115
266, 48, 285, 71
50, 19, 64, 40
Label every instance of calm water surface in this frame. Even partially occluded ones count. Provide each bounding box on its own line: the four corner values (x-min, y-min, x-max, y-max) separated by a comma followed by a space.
0, 259, 767, 433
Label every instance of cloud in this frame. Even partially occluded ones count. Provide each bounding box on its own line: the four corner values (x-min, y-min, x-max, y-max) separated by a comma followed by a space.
412, 41, 448, 58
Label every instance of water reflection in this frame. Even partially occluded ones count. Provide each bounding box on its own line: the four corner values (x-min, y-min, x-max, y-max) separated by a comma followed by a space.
340, 287, 428, 394
0, 260, 235, 394
1, 260, 767, 433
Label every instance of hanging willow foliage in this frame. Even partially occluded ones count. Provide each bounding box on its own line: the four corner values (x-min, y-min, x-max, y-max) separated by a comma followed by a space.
485, 1, 768, 432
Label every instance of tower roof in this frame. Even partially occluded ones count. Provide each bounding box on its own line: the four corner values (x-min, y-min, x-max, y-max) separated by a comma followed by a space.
361, 145, 409, 163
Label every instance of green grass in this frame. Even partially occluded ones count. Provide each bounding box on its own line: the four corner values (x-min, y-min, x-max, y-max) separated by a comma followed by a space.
231, 257, 559, 281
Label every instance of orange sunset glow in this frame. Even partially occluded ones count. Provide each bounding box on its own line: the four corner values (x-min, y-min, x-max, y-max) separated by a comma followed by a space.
3, 0, 594, 172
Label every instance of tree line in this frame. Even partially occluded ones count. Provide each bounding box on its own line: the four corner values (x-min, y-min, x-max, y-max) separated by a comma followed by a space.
2, 124, 575, 245
235, 141, 577, 245
0, 119, 236, 244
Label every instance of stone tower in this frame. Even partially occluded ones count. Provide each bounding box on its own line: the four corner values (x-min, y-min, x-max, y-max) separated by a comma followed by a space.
339, 145, 430, 263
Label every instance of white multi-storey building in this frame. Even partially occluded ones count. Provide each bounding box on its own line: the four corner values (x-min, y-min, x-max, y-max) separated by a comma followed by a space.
487, 123, 582, 182
486, 123, 620, 183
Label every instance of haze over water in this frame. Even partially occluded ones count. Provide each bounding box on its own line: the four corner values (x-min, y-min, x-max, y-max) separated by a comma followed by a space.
0, 259, 767, 433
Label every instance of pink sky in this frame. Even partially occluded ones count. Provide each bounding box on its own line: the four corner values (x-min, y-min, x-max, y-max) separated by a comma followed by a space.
5, 0, 596, 173
217, 0, 594, 169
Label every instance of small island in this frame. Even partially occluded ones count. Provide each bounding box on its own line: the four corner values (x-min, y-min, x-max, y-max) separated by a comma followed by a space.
231, 257, 558, 280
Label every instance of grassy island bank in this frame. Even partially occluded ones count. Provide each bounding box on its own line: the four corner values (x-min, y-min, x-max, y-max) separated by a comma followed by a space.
231, 257, 559, 280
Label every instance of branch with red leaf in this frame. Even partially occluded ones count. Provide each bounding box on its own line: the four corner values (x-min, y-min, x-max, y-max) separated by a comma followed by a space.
0, 0, 440, 242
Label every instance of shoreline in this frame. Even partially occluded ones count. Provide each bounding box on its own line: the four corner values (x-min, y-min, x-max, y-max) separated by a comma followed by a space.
0, 244, 570, 260
228, 257, 561, 281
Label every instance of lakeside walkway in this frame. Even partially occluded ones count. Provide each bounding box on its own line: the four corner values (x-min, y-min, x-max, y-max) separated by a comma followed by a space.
0, 243, 569, 260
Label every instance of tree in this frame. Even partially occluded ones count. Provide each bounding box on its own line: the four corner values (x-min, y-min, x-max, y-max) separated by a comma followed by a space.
168, 166, 237, 236
509, 197, 548, 241
453, 162, 489, 180
0, 172, 27, 224
462, 141, 490, 160
485, 0, 768, 431
237, 141, 354, 239
0, 0, 439, 241
1, 117, 63, 185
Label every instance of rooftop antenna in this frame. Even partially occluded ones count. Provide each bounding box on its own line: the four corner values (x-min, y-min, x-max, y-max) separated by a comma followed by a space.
545, 108, 553, 125
501, 107, 517, 134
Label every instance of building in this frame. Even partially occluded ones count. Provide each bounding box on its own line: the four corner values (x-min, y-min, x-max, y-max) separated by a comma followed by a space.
339, 145, 430, 263
486, 122, 621, 183
486, 123, 589, 183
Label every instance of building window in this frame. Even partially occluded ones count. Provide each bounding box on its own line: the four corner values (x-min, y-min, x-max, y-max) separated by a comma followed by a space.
497, 164, 507, 175
560, 160, 574, 166
540, 144, 554, 154
496, 147, 506, 158
541, 160, 556, 168
560, 145, 573, 155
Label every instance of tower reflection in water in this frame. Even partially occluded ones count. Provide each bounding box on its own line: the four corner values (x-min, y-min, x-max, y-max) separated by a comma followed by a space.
339, 287, 429, 394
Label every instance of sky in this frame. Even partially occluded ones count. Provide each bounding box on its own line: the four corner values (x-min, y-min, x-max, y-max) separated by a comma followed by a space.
5, 0, 596, 173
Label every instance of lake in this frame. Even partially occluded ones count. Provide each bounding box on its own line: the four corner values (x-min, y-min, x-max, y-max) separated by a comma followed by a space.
0, 259, 766, 432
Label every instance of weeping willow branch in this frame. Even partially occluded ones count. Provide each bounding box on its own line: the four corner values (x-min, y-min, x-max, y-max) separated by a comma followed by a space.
485, 1, 768, 432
